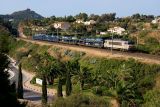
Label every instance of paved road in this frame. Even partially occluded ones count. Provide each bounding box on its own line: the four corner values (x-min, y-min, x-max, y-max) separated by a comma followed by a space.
9, 61, 53, 102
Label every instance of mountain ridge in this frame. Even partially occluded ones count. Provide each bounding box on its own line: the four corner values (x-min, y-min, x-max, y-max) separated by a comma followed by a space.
0, 9, 44, 28
0, 9, 44, 21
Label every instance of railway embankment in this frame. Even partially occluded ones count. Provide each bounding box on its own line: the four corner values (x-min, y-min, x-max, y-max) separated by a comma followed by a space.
18, 38, 160, 65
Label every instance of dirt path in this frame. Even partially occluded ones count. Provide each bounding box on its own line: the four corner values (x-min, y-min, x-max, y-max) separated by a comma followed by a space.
19, 38, 160, 65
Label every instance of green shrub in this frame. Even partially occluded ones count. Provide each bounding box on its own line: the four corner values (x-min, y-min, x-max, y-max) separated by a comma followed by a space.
52, 98, 66, 107
63, 49, 71, 56
142, 89, 160, 107
145, 37, 159, 45
150, 23, 158, 29
139, 30, 149, 38
79, 51, 86, 57
30, 76, 36, 84
136, 45, 151, 53
92, 86, 107, 96
52, 93, 109, 107
52, 47, 60, 52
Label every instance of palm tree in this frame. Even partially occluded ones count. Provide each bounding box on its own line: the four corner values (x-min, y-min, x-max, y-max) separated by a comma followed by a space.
79, 66, 91, 90
37, 52, 54, 105
57, 77, 63, 97
103, 64, 138, 106
52, 59, 65, 97
54, 52, 65, 97
70, 58, 91, 91
42, 74, 47, 105
65, 61, 72, 96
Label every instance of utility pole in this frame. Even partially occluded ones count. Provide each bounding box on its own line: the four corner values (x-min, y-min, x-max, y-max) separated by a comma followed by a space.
57, 28, 58, 36
111, 34, 113, 55
137, 34, 139, 46
75, 23, 77, 36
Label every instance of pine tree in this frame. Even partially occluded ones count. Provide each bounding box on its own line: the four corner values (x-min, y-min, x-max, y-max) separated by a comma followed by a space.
42, 74, 47, 105
17, 63, 23, 99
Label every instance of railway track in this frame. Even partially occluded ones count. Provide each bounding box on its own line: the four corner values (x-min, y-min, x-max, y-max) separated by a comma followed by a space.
18, 38, 160, 65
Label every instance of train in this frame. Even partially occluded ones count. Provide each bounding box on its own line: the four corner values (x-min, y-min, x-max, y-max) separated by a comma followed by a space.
32, 34, 135, 51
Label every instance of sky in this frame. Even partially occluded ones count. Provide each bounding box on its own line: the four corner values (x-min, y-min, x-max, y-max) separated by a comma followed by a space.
0, 0, 160, 17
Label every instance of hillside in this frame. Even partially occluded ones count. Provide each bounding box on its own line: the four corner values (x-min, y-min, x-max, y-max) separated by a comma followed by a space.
19, 12, 160, 55
8, 38, 160, 107
0, 9, 44, 28
0, 9, 43, 21
11, 9, 43, 20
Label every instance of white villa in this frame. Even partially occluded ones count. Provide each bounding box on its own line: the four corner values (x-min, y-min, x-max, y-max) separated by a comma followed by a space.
76, 19, 84, 24
84, 20, 96, 25
152, 17, 160, 24
108, 27, 125, 35
100, 32, 107, 35
76, 19, 96, 25
53, 22, 71, 30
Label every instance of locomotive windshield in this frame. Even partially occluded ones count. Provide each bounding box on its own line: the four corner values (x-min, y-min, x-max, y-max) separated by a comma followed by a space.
128, 41, 134, 45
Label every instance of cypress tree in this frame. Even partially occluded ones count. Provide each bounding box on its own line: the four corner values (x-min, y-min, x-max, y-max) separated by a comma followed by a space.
57, 77, 63, 97
17, 63, 23, 99
0, 53, 25, 107
42, 74, 47, 105
66, 70, 72, 96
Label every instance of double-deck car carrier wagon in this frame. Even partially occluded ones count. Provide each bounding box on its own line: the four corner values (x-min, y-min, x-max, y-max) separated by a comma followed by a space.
32, 34, 135, 51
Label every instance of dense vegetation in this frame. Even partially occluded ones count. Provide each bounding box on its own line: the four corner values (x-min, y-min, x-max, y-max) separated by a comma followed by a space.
135, 30, 160, 55
0, 20, 25, 106
19, 11, 160, 55
22, 12, 155, 37
0, 53, 25, 107
52, 93, 110, 107
1, 9, 160, 54
8, 38, 160, 106
1, 10, 160, 106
